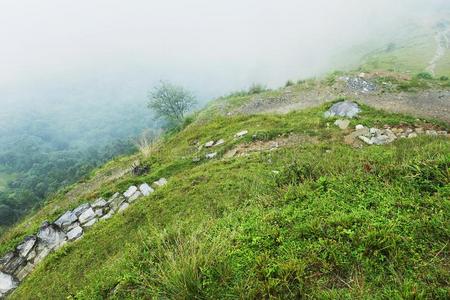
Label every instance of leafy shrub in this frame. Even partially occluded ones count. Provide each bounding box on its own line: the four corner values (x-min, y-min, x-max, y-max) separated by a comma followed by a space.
248, 83, 267, 95
439, 76, 449, 81
416, 72, 433, 80
285, 80, 294, 87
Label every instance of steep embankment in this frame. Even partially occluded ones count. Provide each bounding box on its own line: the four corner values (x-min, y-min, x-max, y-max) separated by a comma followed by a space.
0, 72, 449, 298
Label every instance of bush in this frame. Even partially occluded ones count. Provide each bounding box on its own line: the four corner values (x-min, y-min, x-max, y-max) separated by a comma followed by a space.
416, 72, 433, 80
285, 80, 294, 87
248, 83, 267, 95
439, 76, 449, 81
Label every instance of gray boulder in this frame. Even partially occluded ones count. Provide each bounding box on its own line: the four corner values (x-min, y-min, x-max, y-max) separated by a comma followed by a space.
16, 236, 37, 258
118, 202, 130, 213
67, 226, 83, 241
0, 253, 25, 274
324, 101, 361, 118
0, 271, 18, 297
154, 178, 168, 187
108, 193, 127, 212
82, 218, 98, 228
128, 191, 142, 203
36, 222, 66, 250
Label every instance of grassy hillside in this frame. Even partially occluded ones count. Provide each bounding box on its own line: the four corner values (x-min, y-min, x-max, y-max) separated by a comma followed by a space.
2, 86, 448, 298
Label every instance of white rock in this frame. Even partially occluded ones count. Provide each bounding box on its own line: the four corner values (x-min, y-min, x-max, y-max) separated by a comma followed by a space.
235, 130, 248, 138
408, 132, 418, 138
109, 194, 126, 212
369, 128, 379, 135
214, 139, 225, 146
154, 178, 168, 187
118, 202, 130, 213
78, 208, 96, 224
124, 186, 138, 198
128, 191, 142, 203
324, 101, 361, 118
139, 183, 154, 196
0, 272, 18, 296
334, 119, 350, 130
355, 124, 365, 130
206, 152, 217, 159
358, 136, 373, 145
67, 226, 83, 241
91, 198, 107, 209
82, 218, 97, 228
204, 141, 215, 147
66, 221, 80, 232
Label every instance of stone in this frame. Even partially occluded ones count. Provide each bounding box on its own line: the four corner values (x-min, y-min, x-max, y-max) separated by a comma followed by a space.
206, 152, 217, 159
415, 127, 424, 134
355, 124, 365, 130
235, 130, 248, 138
100, 210, 114, 221
82, 218, 97, 228
426, 130, 438, 136
0, 254, 25, 274
91, 198, 107, 209
32, 244, 52, 265
54, 211, 78, 230
192, 157, 201, 162
15, 262, 35, 281
16, 236, 37, 258
214, 139, 225, 146
67, 226, 83, 241
0, 271, 18, 297
72, 203, 91, 217
109, 194, 126, 212
358, 135, 373, 145
66, 221, 80, 232
128, 191, 142, 203
118, 202, 130, 213
154, 178, 168, 187
344, 127, 369, 145
36, 223, 66, 250
0, 252, 15, 270
94, 209, 104, 217
139, 183, 154, 196
204, 141, 215, 147
124, 186, 138, 198
324, 101, 360, 118
224, 149, 237, 158
334, 119, 350, 130
408, 133, 418, 138
78, 208, 96, 224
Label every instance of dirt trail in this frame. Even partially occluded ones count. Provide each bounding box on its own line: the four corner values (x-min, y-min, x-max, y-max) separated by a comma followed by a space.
427, 27, 450, 76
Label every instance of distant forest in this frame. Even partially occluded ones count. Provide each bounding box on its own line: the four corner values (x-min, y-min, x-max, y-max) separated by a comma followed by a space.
0, 84, 156, 233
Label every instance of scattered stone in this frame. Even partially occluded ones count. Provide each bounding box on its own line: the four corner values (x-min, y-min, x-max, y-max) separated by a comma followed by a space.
66, 222, 80, 232
94, 209, 104, 217
415, 127, 424, 134
78, 208, 96, 225
192, 157, 201, 163
235, 130, 248, 138
324, 101, 361, 118
100, 210, 114, 221
118, 202, 130, 213
355, 124, 365, 130
341, 76, 376, 93
344, 127, 369, 145
91, 198, 107, 209
224, 149, 237, 158
206, 152, 217, 159
0, 272, 18, 297
0, 253, 25, 275
139, 183, 154, 196
408, 133, 418, 138
204, 141, 215, 148
358, 135, 373, 145
128, 191, 142, 203
72, 203, 90, 217
108, 194, 127, 212
123, 186, 138, 198
214, 139, 225, 146
154, 178, 168, 187
66, 226, 83, 241
334, 119, 350, 130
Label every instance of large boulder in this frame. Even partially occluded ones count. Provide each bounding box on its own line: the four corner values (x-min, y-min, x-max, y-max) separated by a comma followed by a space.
324, 101, 361, 118
67, 226, 83, 241
16, 236, 37, 258
0, 272, 18, 297
0, 253, 25, 275
72, 203, 91, 217
128, 191, 142, 203
108, 193, 127, 212
91, 198, 107, 209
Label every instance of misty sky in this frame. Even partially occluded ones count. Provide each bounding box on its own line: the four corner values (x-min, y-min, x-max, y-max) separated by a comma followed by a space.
0, 0, 448, 106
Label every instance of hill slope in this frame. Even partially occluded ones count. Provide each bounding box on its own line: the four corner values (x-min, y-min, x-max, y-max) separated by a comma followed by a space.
0, 70, 449, 298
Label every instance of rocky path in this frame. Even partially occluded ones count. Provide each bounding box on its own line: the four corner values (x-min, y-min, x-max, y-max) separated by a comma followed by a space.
426, 26, 450, 76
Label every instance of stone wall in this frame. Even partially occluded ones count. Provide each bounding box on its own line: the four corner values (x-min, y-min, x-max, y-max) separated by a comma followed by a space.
0, 179, 167, 298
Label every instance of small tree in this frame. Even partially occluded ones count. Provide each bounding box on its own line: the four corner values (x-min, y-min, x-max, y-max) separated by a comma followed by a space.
148, 81, 196, 125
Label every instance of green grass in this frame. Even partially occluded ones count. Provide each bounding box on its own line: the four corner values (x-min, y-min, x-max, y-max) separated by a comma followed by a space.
4, 101, 449, 299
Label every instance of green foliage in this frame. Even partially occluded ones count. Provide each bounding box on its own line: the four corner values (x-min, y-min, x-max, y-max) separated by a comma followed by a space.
248, 83, 267, 95
148, 81, 197, 126
440, 75, 449, 81
416, 72, 433, 80
284, 80, 294, 87
5, 101, 449, 299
